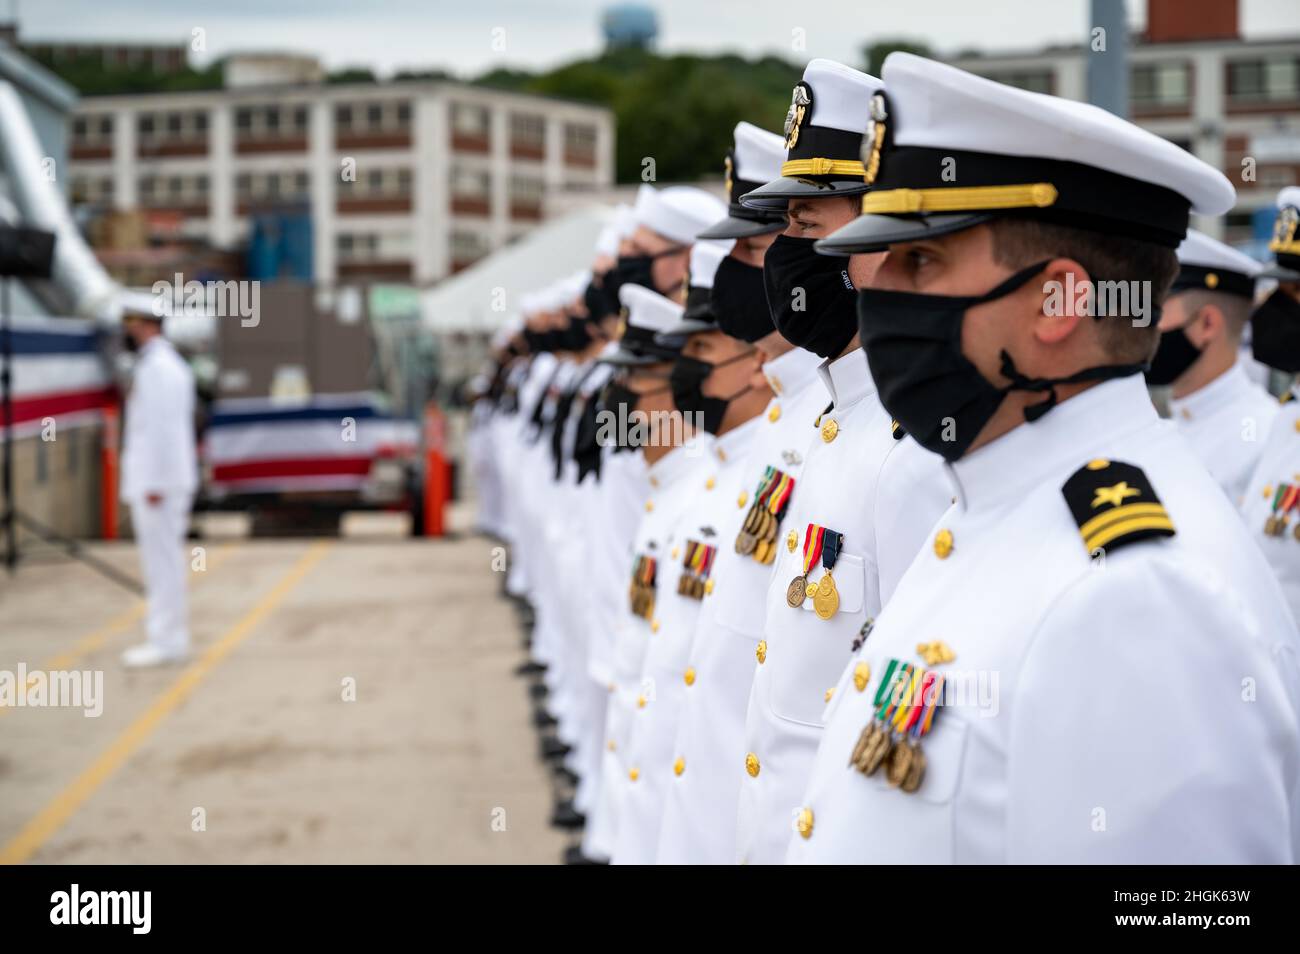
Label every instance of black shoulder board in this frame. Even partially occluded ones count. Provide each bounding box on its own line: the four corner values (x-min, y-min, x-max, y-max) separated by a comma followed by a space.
890, 419, 906, 441
1061, 459, 1175, 556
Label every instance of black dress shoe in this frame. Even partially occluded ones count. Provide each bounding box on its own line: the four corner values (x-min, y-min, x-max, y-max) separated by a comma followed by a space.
529, 682, 549, 701
551, 799, 586, 830
563, 845, 607, 865
541, 737, 572, 760
514, 660, 546, 677
533, 709, 558, 729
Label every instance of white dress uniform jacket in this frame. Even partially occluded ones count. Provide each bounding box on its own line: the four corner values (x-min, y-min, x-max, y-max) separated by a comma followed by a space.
1240, 387, 1300, 626
736, 349, 951, 864
656, 346, 825, 864
582, 440, 714, 859
612, 416, 760, 864
121, 336, 197, 502
790, 376, 1300, 864
1168, 361, 1277, 505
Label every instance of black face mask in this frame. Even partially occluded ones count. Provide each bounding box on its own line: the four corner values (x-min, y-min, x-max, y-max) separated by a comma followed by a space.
1144, 323, 1203, 386
857, 261, 1148, 462
1251, 288, 1300, 372
763, 234, 859, 358
712, 256, 774, 343
557, 316, 596, 352
669, 350, 756, 435
584, 280, 611, 322
605, 247, 686, 307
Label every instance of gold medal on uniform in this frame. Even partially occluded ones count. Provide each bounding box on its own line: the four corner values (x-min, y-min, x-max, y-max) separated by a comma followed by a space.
678, 539, 716, 601
629, 555, 656, 619
787, 523, 823, 608
812, 529, 843, 620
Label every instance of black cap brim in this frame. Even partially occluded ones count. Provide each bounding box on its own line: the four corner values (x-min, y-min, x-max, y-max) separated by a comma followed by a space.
598, 349, 661, 367
816, 211, 997, 255
738, 176, 872, 212
1259, 263, 1300, 283
696, 214, 787, 240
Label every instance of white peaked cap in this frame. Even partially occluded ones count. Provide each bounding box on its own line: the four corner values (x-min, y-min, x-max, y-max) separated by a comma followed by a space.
594, 220, 623, 258
1276, 186, 1300, 213
733, 122, 785, 183
619, 282, 684, 333
634, 185, 728, 246
803, 58, 884, 135
561, 269, 592, 302
883, 52, 1235, 217
518, 290, 548, 317
688, 239, 735, 291
1176, 230, 1262, 276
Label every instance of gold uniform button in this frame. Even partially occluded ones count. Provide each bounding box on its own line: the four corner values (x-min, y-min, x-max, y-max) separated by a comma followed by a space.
1205, 272, 1220, 289
756, 640, 767, 664
607, 682, 616, 693
671, 546, 680, 560
645, 500, 654, 512
821, 418, 839, 443
607, 739, 617, 752
853, 662, 871, 692
705, 579, 715, 595
629, 767, 640, 781
745, 753, 760, 777
786, 530, 798, 552
1294, 419, 1300, 434
1087, 458, 1110, 471
637, 694, 647, 709
933, 528, 954, 559
706, 477, 716, 490
651, 618, 660, 633
768, 403, 781, 423
824, 687, 835, 703
796, 807, 814, 839
684, 667, 696, 686
738, 491, 748, 509
1264, 485, 1274, 499
673, 756, 685, 777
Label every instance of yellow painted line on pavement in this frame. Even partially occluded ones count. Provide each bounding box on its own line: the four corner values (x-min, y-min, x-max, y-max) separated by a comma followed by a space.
0, 542, 331, 865
0, 545, 241, 719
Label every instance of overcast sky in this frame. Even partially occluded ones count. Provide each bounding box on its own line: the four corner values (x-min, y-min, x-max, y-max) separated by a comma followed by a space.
9, 0, 1300, 77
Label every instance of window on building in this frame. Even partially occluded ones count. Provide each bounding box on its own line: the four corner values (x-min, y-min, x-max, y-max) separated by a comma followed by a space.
167, 112, 183, 134
396, 101, 412, 127
450, 230, 489, 261
509, 176, 544, 203
236, 108, 253, 130
1133, 62, 1191, 107
452, 102, 490, 137
138, 114, 154, 136
564, 122, 596, 152
1228, 56, 1300, 103
71, 113, 115, 147
511, 113, 545, 145
336, 104, 353, 130
451, 166, 490, 198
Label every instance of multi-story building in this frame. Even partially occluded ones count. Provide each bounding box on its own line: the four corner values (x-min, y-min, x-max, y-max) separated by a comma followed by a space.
64, 54, 615, 284
949, 0, 1299, 246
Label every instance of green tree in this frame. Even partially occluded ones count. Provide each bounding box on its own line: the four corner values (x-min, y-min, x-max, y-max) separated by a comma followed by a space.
861, 39, 934, 76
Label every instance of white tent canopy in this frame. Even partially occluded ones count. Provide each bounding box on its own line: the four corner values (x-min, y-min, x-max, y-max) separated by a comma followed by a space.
420, 205, 612, 334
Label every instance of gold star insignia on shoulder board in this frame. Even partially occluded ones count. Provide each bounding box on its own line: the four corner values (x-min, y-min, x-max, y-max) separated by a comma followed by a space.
1091, 481, 1140, 509
1062, 460, 1175, 556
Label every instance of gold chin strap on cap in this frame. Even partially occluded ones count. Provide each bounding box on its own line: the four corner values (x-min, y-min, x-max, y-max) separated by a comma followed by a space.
781, 158, 867, 179
861, 182, 1059, 214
